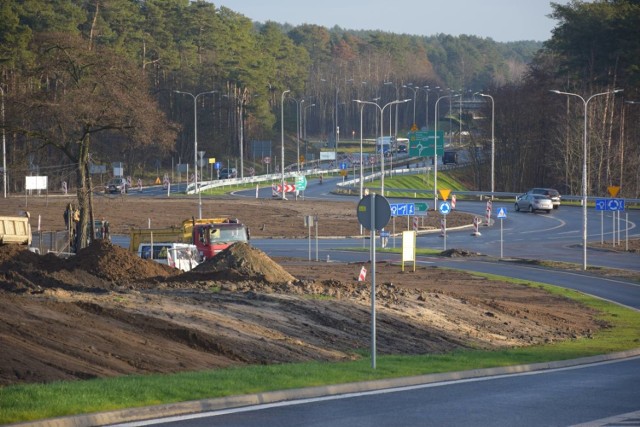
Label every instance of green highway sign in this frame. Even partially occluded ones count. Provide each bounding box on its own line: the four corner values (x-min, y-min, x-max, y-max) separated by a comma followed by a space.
408, 130, 444, 157
414, 202, 429, 215
295, 174, 307, 191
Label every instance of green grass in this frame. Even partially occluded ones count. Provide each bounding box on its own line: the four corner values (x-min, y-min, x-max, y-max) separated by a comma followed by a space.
366, 173, 467, 198
1, 275, 639, 424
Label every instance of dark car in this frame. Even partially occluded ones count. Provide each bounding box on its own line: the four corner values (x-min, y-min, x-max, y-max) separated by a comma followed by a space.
528, 188, 561, 209
219, 168, 237, 179
107, 177, 128, 194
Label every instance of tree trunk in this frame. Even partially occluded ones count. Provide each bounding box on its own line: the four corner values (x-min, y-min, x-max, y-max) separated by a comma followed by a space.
74, 134, 91, 251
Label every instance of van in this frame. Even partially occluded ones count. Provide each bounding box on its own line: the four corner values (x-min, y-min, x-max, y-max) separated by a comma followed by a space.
137, 243, 201, 272
443, 151, 458, 165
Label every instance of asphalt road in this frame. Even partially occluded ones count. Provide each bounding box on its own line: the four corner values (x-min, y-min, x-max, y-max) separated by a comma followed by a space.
116, 357, 640, 427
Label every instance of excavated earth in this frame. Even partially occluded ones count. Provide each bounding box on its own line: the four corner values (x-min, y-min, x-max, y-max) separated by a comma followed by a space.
0, 195, 621, 386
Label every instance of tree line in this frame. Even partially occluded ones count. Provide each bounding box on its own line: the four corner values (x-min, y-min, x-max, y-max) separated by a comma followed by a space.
0, 0, 638, 248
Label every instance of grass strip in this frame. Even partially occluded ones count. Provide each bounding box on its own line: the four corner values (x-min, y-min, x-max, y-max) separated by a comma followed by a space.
1, 277, 639, 424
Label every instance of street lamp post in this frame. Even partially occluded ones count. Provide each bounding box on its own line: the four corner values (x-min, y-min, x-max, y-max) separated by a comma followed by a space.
356, 102, 365, 201
1, 86, 6, 198
434, 94, 460, 208
418, 86, 430, 130
477, 93, 495, 196
223, 92, 247, 179
354, 98, 411, 196
303, 103, 316, 162
403, 84, 419, 127
384, 81, 400, 137
281, 89, 290, 199
551, 88, 622, 270
174, 89, 217, 219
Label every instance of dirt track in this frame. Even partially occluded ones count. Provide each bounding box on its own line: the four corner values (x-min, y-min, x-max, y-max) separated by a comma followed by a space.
0, 195, 618, 386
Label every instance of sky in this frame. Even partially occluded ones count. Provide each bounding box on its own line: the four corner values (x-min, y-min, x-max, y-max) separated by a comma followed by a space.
215, 0, 571, 43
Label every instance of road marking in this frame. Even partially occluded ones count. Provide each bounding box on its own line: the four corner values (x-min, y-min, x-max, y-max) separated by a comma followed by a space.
570, 409, 640, 427
518, 216, 567, 234
110, 356, 640, 427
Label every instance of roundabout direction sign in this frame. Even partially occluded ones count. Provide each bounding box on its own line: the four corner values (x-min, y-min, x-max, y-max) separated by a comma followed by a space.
595, 198, 625, 211
439, 201, 451, 215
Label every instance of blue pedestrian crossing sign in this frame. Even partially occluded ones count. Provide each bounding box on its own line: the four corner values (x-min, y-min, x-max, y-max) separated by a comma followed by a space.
497, 207, 507, 219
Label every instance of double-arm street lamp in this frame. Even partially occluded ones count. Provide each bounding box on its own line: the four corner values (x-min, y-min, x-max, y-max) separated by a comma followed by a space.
353, 98, 411, 195
433, 93, 460, 208
550, 88, 622, 270
174, 89, 217, 219
476, 93, 495, 196
383, 81, 400, 137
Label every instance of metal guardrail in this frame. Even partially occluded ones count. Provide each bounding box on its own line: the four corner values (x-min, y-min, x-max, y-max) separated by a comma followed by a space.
335, 166, 640, 205
185, 160, 639, 206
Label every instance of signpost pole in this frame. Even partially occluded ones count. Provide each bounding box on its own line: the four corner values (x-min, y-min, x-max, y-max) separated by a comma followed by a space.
612, 211, 616, 247
626, 213, 629, 251
500, 218, 504, 258
370, 194, 377, 370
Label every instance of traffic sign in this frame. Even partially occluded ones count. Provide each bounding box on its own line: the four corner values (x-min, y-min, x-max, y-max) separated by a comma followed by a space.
414, 202, 429, 215
295, 175, 307, 191
263, 156, 271, 164
357, 194, 391, 231
339, 162, 348, 170
407, 130, 444, 157
275, 184, 296, 193
214, 161, 221, 170
439, 189, 451, 201
497, 207, 507, 219
439, 201, 451, 215
390, 203, 415, 217
608, 186, 620, 197
595, 198, 625, 211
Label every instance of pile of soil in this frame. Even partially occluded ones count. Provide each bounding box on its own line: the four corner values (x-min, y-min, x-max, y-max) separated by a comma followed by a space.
0, 240, 603, 387
189, 242, 296, 284
0, 241, 178, 294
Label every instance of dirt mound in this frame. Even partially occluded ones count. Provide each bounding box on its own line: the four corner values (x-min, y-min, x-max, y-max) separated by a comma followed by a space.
191, 242, 296, 284
440, 248, 482, 257
66, 240, 179, 283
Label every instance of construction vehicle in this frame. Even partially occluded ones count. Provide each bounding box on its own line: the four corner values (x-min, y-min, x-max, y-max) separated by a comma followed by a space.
0, 213, 32, 246
129, 217, 249, 260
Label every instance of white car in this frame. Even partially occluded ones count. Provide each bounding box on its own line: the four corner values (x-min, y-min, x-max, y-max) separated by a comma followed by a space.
515, 193, 553, 213
138, 243, 201, 272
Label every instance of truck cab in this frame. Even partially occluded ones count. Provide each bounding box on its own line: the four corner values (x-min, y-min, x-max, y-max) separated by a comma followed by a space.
193, 222, 249, 259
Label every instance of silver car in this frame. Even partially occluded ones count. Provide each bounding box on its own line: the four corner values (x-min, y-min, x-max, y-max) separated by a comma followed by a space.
528, 187, 561, 209
515, 193, 553, 213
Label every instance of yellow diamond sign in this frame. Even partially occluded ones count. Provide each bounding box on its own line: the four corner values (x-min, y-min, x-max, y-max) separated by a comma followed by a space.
439, 189, 451, 201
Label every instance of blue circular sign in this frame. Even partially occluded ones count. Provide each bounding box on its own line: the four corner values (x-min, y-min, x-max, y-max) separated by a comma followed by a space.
439, 201, 451, 215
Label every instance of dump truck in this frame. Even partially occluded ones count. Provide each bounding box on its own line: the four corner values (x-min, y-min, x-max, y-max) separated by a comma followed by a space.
129, 217, 249, 260
0, 213, 32, 246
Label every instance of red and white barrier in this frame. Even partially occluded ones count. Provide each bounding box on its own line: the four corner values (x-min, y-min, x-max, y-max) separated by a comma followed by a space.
472, 216, 482, 236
